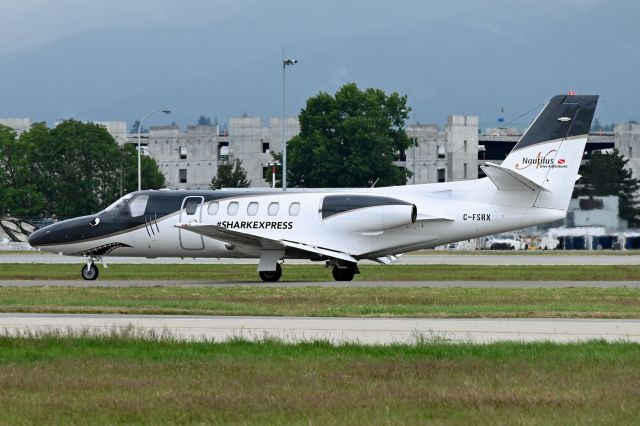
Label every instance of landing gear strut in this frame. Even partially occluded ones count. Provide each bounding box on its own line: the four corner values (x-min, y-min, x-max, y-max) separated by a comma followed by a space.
331, 261, 358, 282
81, 256, 105, 280
81, 263, 99, 280
259, 263, 282, 282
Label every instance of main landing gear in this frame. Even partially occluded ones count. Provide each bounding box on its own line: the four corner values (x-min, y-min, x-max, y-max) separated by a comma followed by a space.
330, 261, 358, 282
259, 263, 282, 282
256, 261, 359, 282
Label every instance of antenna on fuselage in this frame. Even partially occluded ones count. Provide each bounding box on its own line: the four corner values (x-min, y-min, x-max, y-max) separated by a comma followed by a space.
369, 178, 380, 189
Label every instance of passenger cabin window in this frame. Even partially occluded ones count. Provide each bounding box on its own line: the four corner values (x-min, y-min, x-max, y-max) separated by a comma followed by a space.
268, 202, 279, 216
185, 200, 199, 215
247, 202, 259, 216
227, 202, 239, 216
288, 202, 300, 216
207, 202, 219, 215
128, 195, 149, 217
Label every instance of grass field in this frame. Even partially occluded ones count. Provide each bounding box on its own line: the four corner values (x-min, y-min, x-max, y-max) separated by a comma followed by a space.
0, 335, 639, 425
2, 263, 640, 281
2, 286, 640, 318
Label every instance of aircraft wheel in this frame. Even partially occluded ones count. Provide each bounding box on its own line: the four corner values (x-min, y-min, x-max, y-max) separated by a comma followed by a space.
259, 264, 282, 282
332, 264, 355, 282
81, 263, 99, 281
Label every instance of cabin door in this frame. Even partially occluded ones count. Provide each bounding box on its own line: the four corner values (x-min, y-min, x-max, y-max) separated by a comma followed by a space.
179, 196, 205, 250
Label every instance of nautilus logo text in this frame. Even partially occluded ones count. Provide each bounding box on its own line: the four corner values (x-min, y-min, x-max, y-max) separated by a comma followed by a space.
515, 150, 567, 170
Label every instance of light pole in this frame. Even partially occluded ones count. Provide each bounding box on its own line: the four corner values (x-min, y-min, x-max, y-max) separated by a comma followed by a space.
263, 161, 281, 188
137, 109, 171, 191
282, 52, 298, 192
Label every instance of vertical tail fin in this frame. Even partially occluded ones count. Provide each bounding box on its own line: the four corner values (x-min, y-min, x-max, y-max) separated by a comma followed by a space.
499, 94, 599, 210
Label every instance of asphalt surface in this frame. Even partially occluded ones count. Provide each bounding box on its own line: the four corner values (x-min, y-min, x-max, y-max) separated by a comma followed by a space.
1, 280, 640, 288
1, 253, 639, 265
1, 314, 638, 344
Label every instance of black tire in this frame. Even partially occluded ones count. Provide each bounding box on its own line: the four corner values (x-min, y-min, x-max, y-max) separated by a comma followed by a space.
259, 264, 282, 282
81, 263, 99, 281
332, 264, 355, 282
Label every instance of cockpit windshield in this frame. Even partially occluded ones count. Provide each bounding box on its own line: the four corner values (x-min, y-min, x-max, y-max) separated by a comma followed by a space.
100, 194, 133, 215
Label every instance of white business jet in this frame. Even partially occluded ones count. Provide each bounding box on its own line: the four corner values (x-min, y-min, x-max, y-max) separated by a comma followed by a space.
28, 94, 598, 281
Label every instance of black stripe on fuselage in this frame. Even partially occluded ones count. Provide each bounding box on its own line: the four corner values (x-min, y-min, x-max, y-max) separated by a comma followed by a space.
320, 195, 412, 220
29, 189, 282, 247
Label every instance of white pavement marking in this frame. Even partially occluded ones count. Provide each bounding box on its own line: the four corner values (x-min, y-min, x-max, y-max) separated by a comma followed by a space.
1, 314, 639, 345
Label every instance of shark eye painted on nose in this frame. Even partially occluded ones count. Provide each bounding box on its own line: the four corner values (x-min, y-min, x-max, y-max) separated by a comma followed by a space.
89, 218, 101, 227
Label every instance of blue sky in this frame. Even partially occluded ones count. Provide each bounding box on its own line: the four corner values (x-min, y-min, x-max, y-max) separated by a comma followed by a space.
0, 0, 637, 128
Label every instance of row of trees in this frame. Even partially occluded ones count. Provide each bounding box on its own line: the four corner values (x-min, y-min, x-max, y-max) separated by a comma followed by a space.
0, 120, 165, 218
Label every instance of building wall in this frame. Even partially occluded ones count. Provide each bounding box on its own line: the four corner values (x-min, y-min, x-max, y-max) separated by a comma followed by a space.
405, 124, 446, 184
228, 116, 299, 188
94, 121, 127, 145
569, 196, 625, 230
446, 115, 479, 181
615, 122, 640, 184
147, 124, 218, 190
0, 118, 32, 136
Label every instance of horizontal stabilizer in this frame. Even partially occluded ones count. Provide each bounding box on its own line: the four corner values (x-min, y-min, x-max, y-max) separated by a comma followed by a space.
481, 162, 549, 192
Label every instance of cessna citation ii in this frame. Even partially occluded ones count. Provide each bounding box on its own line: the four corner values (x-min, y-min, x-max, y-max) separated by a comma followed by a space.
29, 94, 598, 282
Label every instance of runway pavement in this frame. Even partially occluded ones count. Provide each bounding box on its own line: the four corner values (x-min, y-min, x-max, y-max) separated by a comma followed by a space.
1, 253, 639, 265
1, 313, 638, 344
2, 279, 640, 288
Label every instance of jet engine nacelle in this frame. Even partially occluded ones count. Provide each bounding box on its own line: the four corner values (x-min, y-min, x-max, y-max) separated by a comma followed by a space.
323, 204, 417, 232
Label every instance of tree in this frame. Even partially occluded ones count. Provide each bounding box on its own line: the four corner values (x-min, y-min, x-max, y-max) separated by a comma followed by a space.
575, 149, 640, 227
211, 158, 250, 189
280, 83, 412, 188
197, 115, 213, 125
0, 121, 166, 218
0, 124, 47, 217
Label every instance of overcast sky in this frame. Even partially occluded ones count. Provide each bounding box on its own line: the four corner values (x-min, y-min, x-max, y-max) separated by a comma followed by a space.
0, 0, 637, 127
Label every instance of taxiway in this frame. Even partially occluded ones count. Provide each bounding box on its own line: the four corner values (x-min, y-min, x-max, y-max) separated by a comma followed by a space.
1, 314, 638, 344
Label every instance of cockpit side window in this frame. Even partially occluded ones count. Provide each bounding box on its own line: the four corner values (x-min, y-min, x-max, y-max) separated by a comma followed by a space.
128, 195, 149, 217
100, 194, 133, 215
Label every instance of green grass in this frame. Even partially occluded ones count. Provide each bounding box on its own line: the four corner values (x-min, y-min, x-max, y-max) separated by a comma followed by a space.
2, 263, 640, 280
0, 335, 639, 424
2, 286, 640, 318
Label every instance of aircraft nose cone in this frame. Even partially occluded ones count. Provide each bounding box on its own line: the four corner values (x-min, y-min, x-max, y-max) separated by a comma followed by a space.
28, 228, 48, 248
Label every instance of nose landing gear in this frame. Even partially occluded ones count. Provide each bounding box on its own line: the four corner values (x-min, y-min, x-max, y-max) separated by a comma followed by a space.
81, 256, 106, 280
81, 263, 99, 280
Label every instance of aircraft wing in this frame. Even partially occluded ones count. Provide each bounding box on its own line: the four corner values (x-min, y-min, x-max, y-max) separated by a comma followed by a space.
175, 222, 358, 263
